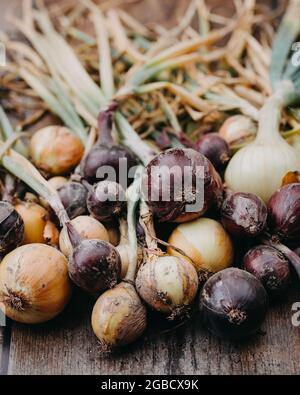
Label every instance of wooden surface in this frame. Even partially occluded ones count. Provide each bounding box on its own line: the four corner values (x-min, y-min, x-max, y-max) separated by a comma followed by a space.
1, 0, 300, 376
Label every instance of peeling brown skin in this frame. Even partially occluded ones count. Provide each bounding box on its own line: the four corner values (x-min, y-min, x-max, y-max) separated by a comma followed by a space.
91, 282, 147, 352
0, 202, 24, 254
221, 192, 267, 238
142, 148, 223, 223
69, 239, 121, 294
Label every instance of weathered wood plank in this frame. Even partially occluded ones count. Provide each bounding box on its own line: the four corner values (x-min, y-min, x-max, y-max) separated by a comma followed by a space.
7, 288, 300, 375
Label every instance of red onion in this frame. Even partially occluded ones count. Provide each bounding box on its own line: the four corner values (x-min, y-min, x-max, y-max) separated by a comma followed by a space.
80, 104, 137, 187
86, 180, 126, 223
194, 133, 230, 171
142, 148, 223, 223
268, 183, 300, 245
0, 201, 24, 256
200, 268, 268, 340
244, 245, 291, 298
221, 192, 267, 238
57, 182, 87, 219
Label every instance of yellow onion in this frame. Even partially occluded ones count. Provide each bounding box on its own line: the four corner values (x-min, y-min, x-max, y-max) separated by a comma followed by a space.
136, 255, 198, 317
15, 202, 59, 246
91, 282, 147, 352
59, 215, 109, 257
30, 126, 84, 175
0, 244, 72, 324
219, 115, 257, 146
47, 176, 68, 190
167, 218, 234, 275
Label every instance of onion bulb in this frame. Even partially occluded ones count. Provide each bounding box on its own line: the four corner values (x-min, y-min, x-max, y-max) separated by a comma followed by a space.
167, 218, 233, 275
91, 282, 147, 351
225, 83, 300, 202
194, 133, 230, 171
0, 201, 24, 256
57, 182, 87, 219
136, 255, 198, 317
219, 115, 257, 146
30, 126, 84, 175
59, 215, 109, 257
0, 244, 72, 324
48, 176, 68, 190
200, 268, 268, 340
15, 201, 59, 246
142, 148, 223, 223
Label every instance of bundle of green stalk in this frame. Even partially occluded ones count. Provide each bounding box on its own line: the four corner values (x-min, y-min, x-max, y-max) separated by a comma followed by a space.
0, 0, 300, 349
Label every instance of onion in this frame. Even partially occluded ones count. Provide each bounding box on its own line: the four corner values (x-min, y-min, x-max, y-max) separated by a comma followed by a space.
194, 133, 230, 171
221, 192, 267, 239
86, 180, 126, 223
15, 201, 59, 246
167, 217, 233, 275
48, 176, 68, 190
69, 238, 121, 294
106, 226, 120, 246
59, 215, 109, 257
244, 245, 291, 298
142, 148, 223, 223
0, 244, 72, 324
57, 182, 88, 219
80, 104, 137, 186
0, 201, 24, 255
92, 282, 147, 352
200, 268, 268, 340
136, 255, 198, 317
268, 183, 300, 245
30, 126, 84, 175
219, 115, 257, 146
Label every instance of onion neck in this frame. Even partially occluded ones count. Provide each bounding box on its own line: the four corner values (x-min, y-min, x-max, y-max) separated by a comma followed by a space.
96, 103, 118, 147
256, 80, 295, 144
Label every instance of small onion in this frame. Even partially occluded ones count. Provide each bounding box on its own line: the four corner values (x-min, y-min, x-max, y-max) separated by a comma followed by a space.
30, 126, 84, 175
167, 218, 233, 275
142, 148, 223, 223
221, 192, 267, 238
59, 215, 109, 257
86, 180, 126, 223
69, 239, 121, 294
47, 176, 68, 190
219, 115, 257, 146
268, 183, 300, 245
15, 201, 58, 246
136, 255, 199, 317
57, 182, 88, 220
0, 201, 24, 255
194, 133, 230, 171
91, 282, 147, 351
200, 268, 268, 340
244, 245, 291, 298
0, 244, 72, 324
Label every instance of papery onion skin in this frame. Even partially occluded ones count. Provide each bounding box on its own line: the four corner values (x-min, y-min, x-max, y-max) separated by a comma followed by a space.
142, 148, 223, 223
221, 192, 267, 239
69, 239, 121, 294
0, 244, 72, 324
30, 126, 84, 175
91, 282, 147, 351
15, 201, 58, 245
59, 215, 109, 257
87, 181, 126, 223
219, 115, 257, 146
200, 268, 268, 340
136, 255, 199, 316
194, 133, 230, 171
167, 217, 233, 274
0, 201, 24, 255
57, 182, 88, 220
225, 139, 300, 203
268, 183, 300, 245
244, 245, 291, 298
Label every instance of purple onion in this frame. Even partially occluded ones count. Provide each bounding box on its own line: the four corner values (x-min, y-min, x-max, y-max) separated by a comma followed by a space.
57, 182, 87, 219
194, 133, 230, 171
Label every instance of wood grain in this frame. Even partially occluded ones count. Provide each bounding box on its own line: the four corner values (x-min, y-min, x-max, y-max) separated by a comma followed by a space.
1, 0, 299, 376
